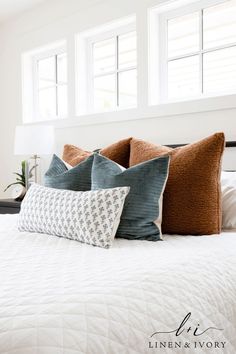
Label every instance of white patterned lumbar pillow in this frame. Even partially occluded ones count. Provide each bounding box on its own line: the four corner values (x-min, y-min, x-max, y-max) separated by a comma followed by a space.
18, 184, 129, 248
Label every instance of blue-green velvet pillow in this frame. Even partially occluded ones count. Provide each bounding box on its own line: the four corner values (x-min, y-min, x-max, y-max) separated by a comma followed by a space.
44, 154, 93, 191
91, 154, 170, 241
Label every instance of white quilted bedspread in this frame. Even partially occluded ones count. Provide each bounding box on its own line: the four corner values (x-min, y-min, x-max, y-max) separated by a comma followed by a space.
0, 215, 235, 354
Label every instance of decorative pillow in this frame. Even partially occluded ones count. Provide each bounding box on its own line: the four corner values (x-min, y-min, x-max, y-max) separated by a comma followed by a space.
44, 154, 94, 191
63, 137, 132, 168
221, 171, 236, 229
18, 184, 129, 248
62, 145, 91, 166
92, 154, 170, 241
100, 138, 132, 168
129, 133, 225, 235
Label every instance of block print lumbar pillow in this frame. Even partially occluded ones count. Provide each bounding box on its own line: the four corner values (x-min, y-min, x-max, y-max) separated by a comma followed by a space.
18, 183, 129, 248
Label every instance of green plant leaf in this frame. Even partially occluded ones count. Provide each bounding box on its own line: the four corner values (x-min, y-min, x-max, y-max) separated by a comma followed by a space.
29, 164, 38, 175
4, 181, 24, 192
13, 172, 24, 180
16, 178, 25, 183
4, 160, 28, 192
21, 160, 27, 178
13, 172, 25, 185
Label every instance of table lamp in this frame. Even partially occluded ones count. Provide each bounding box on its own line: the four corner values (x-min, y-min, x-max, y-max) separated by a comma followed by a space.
14, 125, 55, 187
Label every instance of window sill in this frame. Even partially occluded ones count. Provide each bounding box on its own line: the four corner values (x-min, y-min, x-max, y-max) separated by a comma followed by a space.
147, 93, 236, 119
24, 93, 236, 128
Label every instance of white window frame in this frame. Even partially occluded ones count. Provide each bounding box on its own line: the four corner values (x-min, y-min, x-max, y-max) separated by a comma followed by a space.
32, 45, 67, 121
86, 23, 136, 113
21, 6, 236, 128
22, 40, 67, 124
76, 16, 136, 116
149, 0, 236, 104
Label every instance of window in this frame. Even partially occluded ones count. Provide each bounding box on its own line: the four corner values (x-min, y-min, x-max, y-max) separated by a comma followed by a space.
36, 52, 67, 119
91, 31, 137, 112
77, 16, 137, 115
22, 6, 236, 126
150, 0, 236, 103
22, 41, 67, 123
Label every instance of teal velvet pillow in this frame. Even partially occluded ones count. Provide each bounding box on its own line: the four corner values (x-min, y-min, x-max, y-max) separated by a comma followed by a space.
91, 154, 170, 241
44, 154, 93, 191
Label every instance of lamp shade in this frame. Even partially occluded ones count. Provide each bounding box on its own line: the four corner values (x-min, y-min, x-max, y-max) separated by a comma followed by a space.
14, 125, 55, 156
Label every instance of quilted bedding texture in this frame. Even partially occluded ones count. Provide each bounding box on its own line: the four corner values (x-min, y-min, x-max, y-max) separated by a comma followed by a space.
0, 214, 235, 354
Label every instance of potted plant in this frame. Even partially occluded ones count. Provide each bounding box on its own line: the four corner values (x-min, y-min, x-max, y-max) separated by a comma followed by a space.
4, 160, 37, 200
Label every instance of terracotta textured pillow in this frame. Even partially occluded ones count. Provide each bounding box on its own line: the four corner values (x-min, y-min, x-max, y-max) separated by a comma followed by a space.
129, 133, 225, 235
63, 137, 132, 168
63, 145, 91, 166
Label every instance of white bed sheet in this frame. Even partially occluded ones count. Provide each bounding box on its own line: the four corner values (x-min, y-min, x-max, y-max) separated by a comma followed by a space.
0, 214, 235, 354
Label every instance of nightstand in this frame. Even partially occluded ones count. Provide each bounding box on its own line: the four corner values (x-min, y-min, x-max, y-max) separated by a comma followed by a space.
0, 199, 21, 214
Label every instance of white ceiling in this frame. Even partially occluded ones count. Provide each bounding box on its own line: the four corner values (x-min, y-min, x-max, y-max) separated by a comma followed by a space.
0, 0, 46, 24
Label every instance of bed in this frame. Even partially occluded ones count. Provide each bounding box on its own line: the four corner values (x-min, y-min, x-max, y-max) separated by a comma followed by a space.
0, 214, 235, 354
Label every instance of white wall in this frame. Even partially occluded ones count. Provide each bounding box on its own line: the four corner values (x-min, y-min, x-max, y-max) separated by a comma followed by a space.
0, 0, 235, 198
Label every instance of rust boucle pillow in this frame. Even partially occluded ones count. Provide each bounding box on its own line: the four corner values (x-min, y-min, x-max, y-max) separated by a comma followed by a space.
129, 133, 225, 235
63, 137, 132, 168
63, 145, 91, 166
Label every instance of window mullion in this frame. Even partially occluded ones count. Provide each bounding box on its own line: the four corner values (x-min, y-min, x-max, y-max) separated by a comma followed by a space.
90, 43, 95, 113
55, 55, 58, 116
168, 51, 202, 62
116, 35, 119, 107
93, 70, 119, 78
202, 42, 236, 54
35, 60, 40, 121
117, 66, 138, 73
93, 66, 136, 78
160, 17, 168, 103
199, 9, 204, 95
